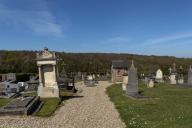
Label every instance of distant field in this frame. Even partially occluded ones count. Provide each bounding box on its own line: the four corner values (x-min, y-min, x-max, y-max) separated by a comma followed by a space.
107, 82, 192, 128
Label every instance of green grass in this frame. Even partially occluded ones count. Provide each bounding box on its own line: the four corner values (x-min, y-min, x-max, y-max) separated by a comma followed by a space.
106, 82, 192, 128
0, 99, 11, 107
36, 98, 61, 117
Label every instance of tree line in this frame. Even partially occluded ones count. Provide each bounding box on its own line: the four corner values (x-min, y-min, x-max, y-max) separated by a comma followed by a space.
0, 50, 192, 76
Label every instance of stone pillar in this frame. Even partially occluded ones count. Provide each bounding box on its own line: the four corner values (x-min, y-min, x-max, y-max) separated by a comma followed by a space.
38, 66, 43, 86
53, 65, 57, 85
127, 61, 138, 96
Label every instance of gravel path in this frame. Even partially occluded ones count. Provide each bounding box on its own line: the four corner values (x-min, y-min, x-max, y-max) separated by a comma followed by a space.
0, 81, 126, 128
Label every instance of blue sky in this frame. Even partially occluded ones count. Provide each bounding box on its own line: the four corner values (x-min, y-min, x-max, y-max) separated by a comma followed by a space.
0, 0, 192, 57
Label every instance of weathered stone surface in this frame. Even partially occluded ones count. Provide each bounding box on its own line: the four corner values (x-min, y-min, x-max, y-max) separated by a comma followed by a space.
170, 74, 177, 85
177, 75, 184, 84
0, 96, 40, 115
147, 79, 154, 88
122, 75, 128, 91
126, 61, 138, 96
37, 86, 59, 98
36, 48, 59, 98
111, 60, 128, 83
155, 69, 163, 82
188, 66, 192, 86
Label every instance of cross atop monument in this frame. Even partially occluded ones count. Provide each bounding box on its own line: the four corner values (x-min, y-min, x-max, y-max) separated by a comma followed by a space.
173, 63, 176, 72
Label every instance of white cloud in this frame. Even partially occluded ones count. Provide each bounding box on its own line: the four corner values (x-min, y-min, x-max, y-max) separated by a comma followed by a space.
144, 32, 192, 45
0, 0, 63, 36
107, 37, 129, 43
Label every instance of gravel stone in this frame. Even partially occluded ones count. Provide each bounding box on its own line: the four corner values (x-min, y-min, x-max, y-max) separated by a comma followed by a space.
0, 81, 126, 128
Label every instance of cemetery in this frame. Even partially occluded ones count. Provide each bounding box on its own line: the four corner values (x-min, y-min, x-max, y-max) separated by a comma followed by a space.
1, 47, 192, 127
106, 61, 192, 128
0, 48, 78, 117
1, 48, 192, 127
1, 0, 192, 127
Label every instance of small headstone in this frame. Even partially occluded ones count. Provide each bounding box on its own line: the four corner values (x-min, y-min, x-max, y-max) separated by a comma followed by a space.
0, 96, 40, 115
7, 73, 16, 81
155, 69, 163, 82
177, 78, 184, 84
170, 74, 177, 85
188, 66, 192, 86
126, 60, 138, 96
87, 75, 93, 80
177, 74, 184, 84
147, 79, 154, 88
122, 74, 128, 91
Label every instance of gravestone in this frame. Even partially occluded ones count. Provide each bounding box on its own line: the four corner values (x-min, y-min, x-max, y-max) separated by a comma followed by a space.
178, 78, 184, 84
188, 66, 192, 86
177, 65, 184, 84
36, 47, 59, 98
170, 74, 176, 85
126, 61, 138, 96
7, 73, 16, 81
155, 69, 163, 82
177, 74, 184, 84
0, 96, 40, 115
169, 63, 177, 85
147, 79, 154, 88
26, 75, 39, 91
122, 74, 128, 91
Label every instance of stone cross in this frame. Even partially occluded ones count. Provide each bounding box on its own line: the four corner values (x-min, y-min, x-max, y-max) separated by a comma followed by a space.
173, 63, 176, 73
126, 60, 138, 96
169, 67, 172, 74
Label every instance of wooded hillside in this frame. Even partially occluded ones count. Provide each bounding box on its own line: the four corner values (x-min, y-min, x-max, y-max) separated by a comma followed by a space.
0, 50, 192, 75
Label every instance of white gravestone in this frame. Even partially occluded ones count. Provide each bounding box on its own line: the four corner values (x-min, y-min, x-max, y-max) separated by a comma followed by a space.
147, 79, 154, 88
122, 75, 128, 91
36, 47, 59, 98
155, 69, 163, 82
177, 78, 184, 84
170, 74, 176, 85
87, 75, 93, 80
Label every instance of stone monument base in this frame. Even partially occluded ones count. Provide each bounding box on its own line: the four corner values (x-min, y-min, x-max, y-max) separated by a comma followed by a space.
38, 85, 59, 98
170, 81, 177, 85
0, 96, 40, 115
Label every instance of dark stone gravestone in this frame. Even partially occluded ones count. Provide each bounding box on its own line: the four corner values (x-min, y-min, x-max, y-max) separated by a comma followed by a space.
0, 96, 40, 115
126, 61, 138, 96
26, 75, 39, 91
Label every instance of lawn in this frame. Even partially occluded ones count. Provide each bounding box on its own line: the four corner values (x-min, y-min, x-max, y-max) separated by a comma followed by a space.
106, 82, 192, 128
21, 90, 75, 117
35, 98, 61, 117
0, 99, 11, 107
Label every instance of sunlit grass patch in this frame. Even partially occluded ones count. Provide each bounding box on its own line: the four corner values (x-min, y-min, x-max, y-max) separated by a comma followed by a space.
107, 83, 192, 128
